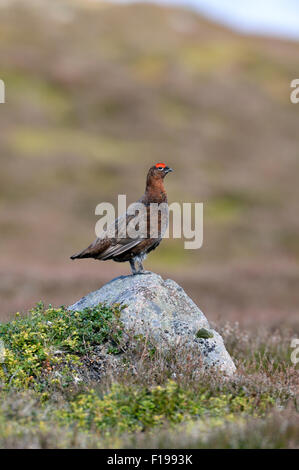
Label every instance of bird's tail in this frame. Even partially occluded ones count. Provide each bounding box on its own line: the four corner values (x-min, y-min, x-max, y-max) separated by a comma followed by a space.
70, 249, 91, 260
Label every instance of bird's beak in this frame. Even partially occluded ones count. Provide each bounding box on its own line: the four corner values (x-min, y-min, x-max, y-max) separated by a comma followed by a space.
164, 167, 173, 174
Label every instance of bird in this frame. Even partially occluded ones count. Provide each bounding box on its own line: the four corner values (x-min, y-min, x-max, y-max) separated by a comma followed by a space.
70, 163, 173, 275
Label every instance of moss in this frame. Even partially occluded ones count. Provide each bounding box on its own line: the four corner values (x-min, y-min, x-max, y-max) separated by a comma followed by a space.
0, 302, 124, 390
196, 328, 214, 339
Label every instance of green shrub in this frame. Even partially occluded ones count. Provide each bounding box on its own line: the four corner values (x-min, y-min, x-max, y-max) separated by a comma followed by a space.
0, 303, 124, 389
56, 381, 274, 434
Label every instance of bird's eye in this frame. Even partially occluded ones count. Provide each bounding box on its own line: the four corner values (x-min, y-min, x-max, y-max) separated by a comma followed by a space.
157, 167, 163, 170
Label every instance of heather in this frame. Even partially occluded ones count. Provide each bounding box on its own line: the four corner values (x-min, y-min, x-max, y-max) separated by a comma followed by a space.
0, 303, 298, 448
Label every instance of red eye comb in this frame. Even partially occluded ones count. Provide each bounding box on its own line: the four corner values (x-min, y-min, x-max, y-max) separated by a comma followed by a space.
155, 163, 166, 168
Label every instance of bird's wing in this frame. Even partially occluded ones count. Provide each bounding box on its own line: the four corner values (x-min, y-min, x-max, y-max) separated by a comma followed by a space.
71, 202, 149, 260
99, 239, 142, 260
97, 204, 149, 259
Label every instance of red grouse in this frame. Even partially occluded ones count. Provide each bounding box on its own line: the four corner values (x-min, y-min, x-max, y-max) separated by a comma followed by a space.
71, 163, 173, 274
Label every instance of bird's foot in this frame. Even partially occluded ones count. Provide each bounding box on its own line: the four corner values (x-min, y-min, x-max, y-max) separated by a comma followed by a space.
135, 270, 152, 275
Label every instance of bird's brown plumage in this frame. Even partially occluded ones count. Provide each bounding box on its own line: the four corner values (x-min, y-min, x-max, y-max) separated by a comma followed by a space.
70, 164, 173, 274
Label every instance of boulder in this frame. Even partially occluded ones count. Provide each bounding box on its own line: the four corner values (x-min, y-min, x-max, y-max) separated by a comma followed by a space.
69, 272, 236, 376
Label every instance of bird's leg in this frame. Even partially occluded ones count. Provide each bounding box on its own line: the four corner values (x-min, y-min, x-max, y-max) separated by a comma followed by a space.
130, 256, 151, 275
135, 258, 145, 274
129, 259, 137, 275
135, 257, 151, 275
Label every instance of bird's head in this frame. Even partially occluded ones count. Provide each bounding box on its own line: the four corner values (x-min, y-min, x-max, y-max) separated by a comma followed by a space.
148, 163, 174, 181
145, 163, 173, 198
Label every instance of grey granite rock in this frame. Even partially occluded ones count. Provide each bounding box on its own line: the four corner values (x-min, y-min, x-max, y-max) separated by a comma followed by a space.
69, 272, 236, 376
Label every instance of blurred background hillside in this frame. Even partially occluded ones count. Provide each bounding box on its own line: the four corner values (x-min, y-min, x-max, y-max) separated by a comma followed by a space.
0, 0, 299, 328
